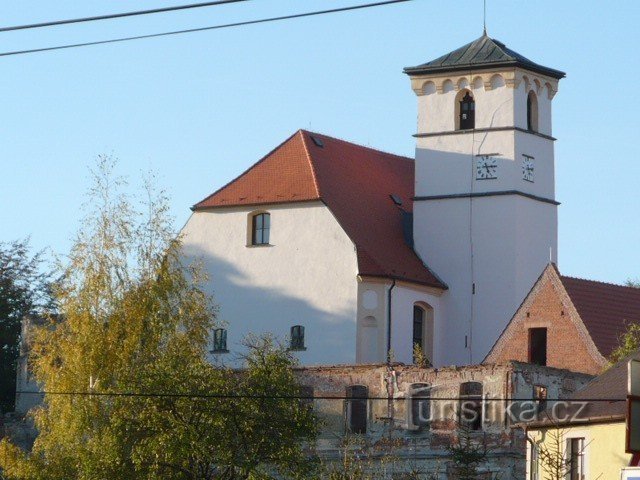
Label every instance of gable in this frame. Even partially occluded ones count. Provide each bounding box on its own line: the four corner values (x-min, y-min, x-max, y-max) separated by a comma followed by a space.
484, 265, 605, 375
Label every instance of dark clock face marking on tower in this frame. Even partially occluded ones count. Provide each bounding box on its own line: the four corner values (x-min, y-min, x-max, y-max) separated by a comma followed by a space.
475, 156, 497, 180
522, 155, 535, 182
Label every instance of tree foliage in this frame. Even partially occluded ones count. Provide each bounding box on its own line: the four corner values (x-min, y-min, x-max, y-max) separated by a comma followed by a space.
0, 157, 318, 480
609, 322, 640, 365
0, 239, 51, 413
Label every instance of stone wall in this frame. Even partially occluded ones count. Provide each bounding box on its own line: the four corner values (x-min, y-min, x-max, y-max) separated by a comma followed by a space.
295, 361, 592, 478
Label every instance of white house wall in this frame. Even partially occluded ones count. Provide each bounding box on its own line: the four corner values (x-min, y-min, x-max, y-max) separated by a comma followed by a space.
179, 201, 359, 366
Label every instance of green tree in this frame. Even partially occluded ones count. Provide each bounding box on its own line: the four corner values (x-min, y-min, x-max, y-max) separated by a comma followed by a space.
626, 279, 640, 288
0, 239, 51, 413
0, 157, 318, 480
609, 322, 640, 365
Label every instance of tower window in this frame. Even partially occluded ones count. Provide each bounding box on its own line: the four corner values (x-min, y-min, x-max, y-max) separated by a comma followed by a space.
458, 91, 475, 130
290, 325, 305, 350
211, 328, 228, 353
346, 385, 368, 434
251, 212, 270, 245
528, 328, 547, 366
527, 91, 539, 132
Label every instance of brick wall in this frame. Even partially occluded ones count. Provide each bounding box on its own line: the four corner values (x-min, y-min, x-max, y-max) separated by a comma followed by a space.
485, 266, 606, 376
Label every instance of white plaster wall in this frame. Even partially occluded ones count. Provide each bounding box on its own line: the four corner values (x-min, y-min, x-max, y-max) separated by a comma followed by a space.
179, 201, 359, 366
417, 75, 515, 134
356, 281, 388, 364
389, 284, 444, 365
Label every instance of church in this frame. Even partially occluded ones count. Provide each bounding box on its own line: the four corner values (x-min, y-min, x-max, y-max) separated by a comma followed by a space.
180, 33, 566, 368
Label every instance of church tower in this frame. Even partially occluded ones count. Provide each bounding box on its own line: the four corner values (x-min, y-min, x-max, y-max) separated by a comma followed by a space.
405, 34, 565, 366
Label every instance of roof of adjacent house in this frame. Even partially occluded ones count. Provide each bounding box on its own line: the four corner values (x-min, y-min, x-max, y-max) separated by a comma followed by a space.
527, 351, 638, 429
193, 130, 446, 289
560, 276, 640, 357
403, 34, 565, 79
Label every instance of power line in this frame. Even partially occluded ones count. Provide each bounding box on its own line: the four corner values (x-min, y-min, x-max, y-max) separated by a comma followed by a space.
0, 0, 413, 58
0, 0, 249, 33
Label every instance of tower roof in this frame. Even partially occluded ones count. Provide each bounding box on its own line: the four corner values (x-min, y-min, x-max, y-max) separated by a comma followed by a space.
404, 34, 565, 79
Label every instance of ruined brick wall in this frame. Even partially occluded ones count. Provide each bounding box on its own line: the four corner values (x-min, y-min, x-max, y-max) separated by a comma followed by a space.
294, 362, 593, 479
485, 267, 606, 375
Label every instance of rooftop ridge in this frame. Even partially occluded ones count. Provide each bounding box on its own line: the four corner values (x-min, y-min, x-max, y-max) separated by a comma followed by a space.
561, 275, 640, 291
300, 129, 414, 163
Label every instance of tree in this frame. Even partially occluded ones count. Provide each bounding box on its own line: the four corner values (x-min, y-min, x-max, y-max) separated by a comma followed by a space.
609, 321, 640, 365
0, 157, 318, 480
626, 279, 640, 288
0, 239, 51, 413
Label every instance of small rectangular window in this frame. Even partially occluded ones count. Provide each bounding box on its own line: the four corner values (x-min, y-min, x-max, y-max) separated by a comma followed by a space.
528, 328, 547, 366
211, 328, 228, 353
346, 385, 368, 434
290, 325, 305, 350
459, 381, 483, 430
252, 213, 270, 245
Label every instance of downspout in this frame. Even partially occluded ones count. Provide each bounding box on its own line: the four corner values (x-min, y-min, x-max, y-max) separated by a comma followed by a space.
386, 279, 396, 364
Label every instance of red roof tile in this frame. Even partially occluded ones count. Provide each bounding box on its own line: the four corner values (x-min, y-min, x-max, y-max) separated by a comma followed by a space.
561, 276, 640, 357
193, 130, 446, 289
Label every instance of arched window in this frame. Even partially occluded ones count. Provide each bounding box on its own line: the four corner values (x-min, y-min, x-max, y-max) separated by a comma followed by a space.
211, 328, 228, 353
251, 212, 270, 245
346, 385, 368, 434
412, 303, 434, 366
290, 325, 305, 350
413, 305, 425, 362
458, 91, 475, 130
527, 91, 539, 132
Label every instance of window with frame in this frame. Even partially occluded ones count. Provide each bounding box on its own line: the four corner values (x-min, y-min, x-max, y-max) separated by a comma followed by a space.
251, 212, 270, 245
409, 383, 430, 431
567, 437, 585, 480
211, 328, 228, 353
290, 325, 305, 350
458, 381, 483, 430
346, 385, 368, 434
459, 91, 475, 130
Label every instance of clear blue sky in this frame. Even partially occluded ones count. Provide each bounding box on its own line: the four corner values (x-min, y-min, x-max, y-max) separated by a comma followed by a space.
1, 0, 638, 284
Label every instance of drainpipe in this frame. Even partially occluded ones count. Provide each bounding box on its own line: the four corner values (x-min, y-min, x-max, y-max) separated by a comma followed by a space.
386, 279, 396, 364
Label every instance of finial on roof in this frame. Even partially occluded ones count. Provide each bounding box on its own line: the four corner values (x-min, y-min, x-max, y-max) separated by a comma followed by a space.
483, 0, 487, 36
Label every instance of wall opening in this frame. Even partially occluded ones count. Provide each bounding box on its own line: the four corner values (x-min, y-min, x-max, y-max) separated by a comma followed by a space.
456, 89, 475, 130
528, 328, 547, 366
346, 385, 368, 434
527, 90, 539, 132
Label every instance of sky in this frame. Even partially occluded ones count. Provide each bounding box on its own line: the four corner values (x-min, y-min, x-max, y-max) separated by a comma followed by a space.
1, 0, 639, 285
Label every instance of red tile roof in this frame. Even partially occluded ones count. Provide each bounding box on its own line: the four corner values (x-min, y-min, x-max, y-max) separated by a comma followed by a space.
193, 130, 446, 289
561, 276, 640, 357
